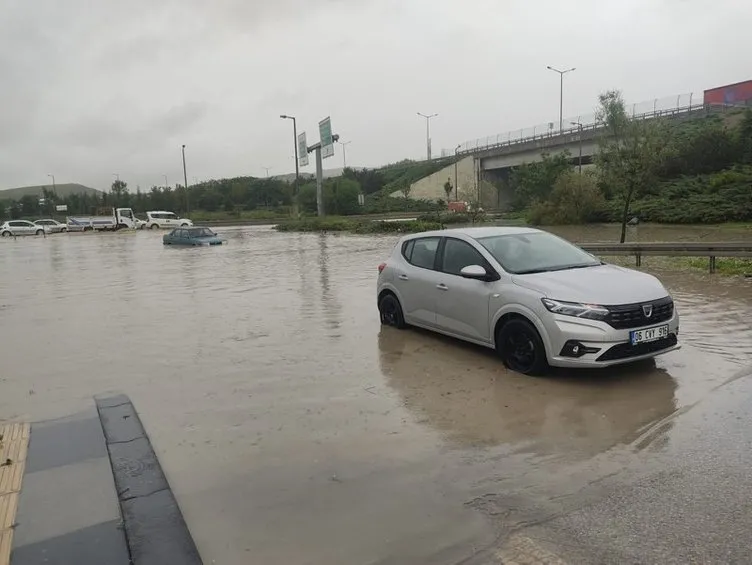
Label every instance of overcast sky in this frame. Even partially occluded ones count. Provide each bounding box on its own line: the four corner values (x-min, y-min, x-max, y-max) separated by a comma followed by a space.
1, 0, 750, 191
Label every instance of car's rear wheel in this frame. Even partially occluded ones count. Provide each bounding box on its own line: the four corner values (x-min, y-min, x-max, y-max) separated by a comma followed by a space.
497, 318, 548, 376
150, 224, 159, 230
35, 229, 44, 236
1, 231, 11, 237
378, 294, 407, 329
61, 227, 67, 233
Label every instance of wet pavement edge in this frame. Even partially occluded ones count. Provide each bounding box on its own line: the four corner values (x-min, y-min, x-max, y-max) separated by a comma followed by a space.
95, 394, 203, 565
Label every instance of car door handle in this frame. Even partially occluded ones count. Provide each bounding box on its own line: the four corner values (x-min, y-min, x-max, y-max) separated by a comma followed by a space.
436, 283, 449, 291
398, 274, 409, 280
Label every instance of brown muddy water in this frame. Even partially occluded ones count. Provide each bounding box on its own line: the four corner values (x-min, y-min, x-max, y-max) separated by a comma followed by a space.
1, 225, 751, 564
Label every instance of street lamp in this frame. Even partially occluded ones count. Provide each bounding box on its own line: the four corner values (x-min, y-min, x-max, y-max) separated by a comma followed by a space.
263, 167, 272, 178
163, 174, 168, 188
454, 144, 461, 201
340, 141, 351, 169
571, 121, 584, 174
417, 112, 438, 161
546, 66, 576, 132
47, 174, 56, 194
280, 115, 300, 215
181, 144, 189, 213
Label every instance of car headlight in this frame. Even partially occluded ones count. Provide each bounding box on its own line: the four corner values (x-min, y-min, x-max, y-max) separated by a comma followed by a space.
541, 298, 609, 321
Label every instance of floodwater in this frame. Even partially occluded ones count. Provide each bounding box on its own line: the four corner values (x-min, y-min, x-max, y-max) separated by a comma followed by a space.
1, 225, 751, 564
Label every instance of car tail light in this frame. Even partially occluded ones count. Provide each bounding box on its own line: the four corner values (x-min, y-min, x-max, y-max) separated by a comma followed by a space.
378, 262, 387, 273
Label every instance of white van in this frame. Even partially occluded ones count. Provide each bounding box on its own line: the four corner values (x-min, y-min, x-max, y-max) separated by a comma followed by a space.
144, 211, 193, 230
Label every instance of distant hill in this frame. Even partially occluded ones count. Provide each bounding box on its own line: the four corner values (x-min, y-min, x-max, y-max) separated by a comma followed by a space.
0, 183, 102, 200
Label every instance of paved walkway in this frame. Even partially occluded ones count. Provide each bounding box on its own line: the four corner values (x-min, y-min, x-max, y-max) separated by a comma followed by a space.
3, 396, 201, 565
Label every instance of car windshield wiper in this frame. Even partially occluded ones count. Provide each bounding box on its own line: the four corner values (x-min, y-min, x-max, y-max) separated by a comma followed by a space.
515, 263, 601, 275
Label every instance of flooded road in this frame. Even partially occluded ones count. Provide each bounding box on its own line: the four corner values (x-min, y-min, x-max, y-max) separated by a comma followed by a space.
1, 225, 752, 564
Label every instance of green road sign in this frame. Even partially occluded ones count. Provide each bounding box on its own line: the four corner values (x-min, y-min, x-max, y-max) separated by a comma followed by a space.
319, 117, 334, 159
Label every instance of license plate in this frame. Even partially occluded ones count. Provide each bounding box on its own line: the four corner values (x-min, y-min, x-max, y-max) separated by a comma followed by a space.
630, 324, 669, 345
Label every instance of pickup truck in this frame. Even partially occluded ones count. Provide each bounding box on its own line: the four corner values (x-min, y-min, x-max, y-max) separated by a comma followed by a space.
67, 208, 141, 231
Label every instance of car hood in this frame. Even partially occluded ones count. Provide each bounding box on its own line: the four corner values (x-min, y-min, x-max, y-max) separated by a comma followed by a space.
511, 264, 669, 305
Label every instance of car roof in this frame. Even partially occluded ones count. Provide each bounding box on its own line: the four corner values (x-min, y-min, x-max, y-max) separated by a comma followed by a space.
148, 210, 175, 214
401, 226, 542, 241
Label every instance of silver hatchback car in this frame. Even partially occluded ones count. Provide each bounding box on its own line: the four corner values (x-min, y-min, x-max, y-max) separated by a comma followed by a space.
376, 227, 680, 375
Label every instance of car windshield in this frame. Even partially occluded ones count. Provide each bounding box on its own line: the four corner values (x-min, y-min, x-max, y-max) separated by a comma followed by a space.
189, 228, 214, 238
476, 232, 602, 275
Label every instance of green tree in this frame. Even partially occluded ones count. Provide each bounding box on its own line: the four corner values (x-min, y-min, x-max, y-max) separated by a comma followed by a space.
111, 180, 129, 206
596, 90, 668, 243
528, 171, 605, 225
509, 151, 571, 209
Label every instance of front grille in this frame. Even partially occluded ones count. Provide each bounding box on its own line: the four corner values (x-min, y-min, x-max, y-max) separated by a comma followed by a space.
605, 296, 674, 330
597, 334, 678, 362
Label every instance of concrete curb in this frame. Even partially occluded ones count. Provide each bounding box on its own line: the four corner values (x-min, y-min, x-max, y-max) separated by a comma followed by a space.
95, 395, 203, 565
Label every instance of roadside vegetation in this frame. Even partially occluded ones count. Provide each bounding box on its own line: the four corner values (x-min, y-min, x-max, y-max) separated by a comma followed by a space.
511, 97, 752, 241
0, 159, 447, 222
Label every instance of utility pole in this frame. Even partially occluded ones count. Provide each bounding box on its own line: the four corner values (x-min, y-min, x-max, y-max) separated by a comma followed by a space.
181, 144, 189, 213
546, 66, 576, 132
454, 144, 461, 201
47, 174, 56, 195
340, 141, 351, 169
417, 112, 438, 161
263, 167, 272, 178
280, 115, 300, 216
571, 122, 584, 174
163, 174, 168, 188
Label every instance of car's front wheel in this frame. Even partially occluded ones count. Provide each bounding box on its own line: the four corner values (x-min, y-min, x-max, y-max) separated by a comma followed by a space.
35, 229, 44, 236
150, 224, 159, 230
378, 294, 407, 329
1, 231, 11, 237
497, 318, 548, 376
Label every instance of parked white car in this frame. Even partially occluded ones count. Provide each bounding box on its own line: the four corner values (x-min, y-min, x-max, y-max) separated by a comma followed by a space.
376, 227, 680, 375
1, 220, 46, 237
144, 211, 193, 230
34, 219, 68, 233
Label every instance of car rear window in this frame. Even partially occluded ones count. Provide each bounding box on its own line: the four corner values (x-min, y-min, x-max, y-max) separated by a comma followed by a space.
403, 237, 439, 270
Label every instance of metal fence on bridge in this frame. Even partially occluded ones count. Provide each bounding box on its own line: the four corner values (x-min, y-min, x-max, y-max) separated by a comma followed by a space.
448, 92, 708, 156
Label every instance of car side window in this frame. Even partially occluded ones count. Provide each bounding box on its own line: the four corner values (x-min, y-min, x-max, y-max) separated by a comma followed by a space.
441, 238, 490, 276
401, 240, 414, 261
405, 237, 439, 270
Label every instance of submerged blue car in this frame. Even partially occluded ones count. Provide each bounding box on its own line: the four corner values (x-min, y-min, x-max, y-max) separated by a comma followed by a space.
163, 226, 225, 246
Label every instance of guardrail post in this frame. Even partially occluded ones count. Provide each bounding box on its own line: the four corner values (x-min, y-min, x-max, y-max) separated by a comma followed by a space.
636, 253, 642, 267
709, 256, 716, 274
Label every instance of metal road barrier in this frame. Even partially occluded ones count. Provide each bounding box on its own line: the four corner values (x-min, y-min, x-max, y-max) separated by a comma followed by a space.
580, 242, 752, 273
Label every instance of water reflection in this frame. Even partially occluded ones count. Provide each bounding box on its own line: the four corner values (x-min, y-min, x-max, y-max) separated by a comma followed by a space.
378, 327, 678, 458
318, 234, 342, 335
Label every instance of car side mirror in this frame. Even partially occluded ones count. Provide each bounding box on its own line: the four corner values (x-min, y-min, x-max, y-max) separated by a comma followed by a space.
460, 265, 489, 280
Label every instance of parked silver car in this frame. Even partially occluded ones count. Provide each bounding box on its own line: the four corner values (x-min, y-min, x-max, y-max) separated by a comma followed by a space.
0, 220, 46, 237
376, 227, 680, 375
34, 219, 68, 233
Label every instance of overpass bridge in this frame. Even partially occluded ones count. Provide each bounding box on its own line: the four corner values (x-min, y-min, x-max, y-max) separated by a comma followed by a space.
453, 92, 734, 173
408, 93, 739, 206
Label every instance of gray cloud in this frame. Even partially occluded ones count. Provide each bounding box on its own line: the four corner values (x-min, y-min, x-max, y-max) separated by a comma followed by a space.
1, 0, 750, 191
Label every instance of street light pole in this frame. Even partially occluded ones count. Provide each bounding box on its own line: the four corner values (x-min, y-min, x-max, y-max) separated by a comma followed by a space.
163, 174, 168, 188
546, 66, 576, 132
571, 121, 584, 174
454, 144, 461, 201
181, 144, 189, 213
340, 141, 351, 169
47, 174, 56, 195
280, 115, 300, 216
263, 167, 272, 178
417, 112, 438, 161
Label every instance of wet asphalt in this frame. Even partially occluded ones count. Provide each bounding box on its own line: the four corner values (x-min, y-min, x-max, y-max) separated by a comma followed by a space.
1, 225, 751, 564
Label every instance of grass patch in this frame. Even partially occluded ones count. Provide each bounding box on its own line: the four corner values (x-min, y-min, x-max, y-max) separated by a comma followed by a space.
599, 255, 752, 276
273, 216, 443, 234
